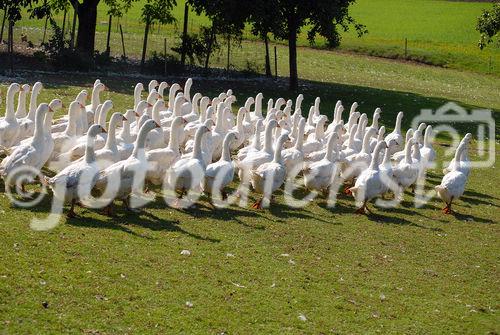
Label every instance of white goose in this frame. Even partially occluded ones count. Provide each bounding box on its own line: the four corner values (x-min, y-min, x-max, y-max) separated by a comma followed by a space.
203, 132, 237, 198
167, 124, 211, 200
349, 141, 388, 214
0, 103, 53, 191
303, 133, 340, 194
51, 101, 84, 159
393, 138, 419, 196
435, 141, 469, 214
420, 125, 435, 166
250, 133, 289, 209
86, 82, 106, 124
0, 83, 21, 148
237, 119, 277, 182
385, 111, 404, 155
391, 128, 414, 163
18, 81, 43, 139
146, 116, 187, 186
14, 84, 30, 119
282, 117, 306, 173
95, 119, 160, 213
133, 83, 144, 110
237, 119, 263, 162
443, 133, 472, 176
303, 115, 327, 155
91, 112, 127, 170
45, 124, 107, 218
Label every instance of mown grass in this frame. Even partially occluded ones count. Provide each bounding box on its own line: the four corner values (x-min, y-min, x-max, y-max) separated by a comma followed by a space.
0, 75, 498, 333
11, 0, 500, 75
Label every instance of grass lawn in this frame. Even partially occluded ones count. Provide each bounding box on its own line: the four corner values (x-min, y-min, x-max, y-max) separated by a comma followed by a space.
0, 74, 498, 333
11, 0, 500, 75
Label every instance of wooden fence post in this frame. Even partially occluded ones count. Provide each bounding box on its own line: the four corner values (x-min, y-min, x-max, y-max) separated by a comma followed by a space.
164, 37, 167, 76
227, 34, 230, 71
404, 38, 408, 59
8, 21, 13, 73
274, 46, 278, 78
119, 24, 126, 59
106, 15, 112, 54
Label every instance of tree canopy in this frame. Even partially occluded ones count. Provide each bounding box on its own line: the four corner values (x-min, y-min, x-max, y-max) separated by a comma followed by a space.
477, 3, 499, 50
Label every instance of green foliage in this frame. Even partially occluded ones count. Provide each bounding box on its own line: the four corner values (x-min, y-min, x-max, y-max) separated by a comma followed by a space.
42, 18, 91, 70
171, 32, 206, 64
477, 3, 499, 50
143, 50, 183, 73
141, 0, 177, 24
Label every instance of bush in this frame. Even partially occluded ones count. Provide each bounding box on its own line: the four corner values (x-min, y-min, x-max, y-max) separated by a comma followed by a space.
143, 51, 184, 75
42, 19, 92, 71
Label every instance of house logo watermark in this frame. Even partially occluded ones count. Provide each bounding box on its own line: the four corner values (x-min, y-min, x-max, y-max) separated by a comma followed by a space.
412, 102, 495, 168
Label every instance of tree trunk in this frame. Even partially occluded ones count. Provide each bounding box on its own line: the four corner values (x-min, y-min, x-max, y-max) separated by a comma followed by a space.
75, 0, 99, 57
69, 6, 77, 49
106, 14, 112, 54
61, 9, 67, 44
140, 17, 150, 71
264, 33, 271, 77
204, 26, 215, 70
180, 3, 189, 66
288, 24, 298, 90
0, 7, 7, 44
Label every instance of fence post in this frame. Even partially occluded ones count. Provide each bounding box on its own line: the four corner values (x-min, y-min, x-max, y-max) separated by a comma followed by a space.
119, 24, 126, 59
42, 16, 48, 45
274, 46, 278, 78
8, 21, 13, 73
227, 34, 230, 71
164, 37, 167, 76
106, 14, 112, 54
180, 3, 189, 67
404, 38, 407, 59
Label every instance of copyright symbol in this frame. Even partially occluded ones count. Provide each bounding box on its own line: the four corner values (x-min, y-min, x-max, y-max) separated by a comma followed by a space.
4, 165, 47, 208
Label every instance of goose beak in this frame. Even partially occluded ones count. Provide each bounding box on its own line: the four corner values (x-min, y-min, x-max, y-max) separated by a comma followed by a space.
135, 112, 140, 117
48, 107, 54, 113
103, 86, 109, 91
78, 102, 84, 109
102, 128, 107, 133
159, 95, 163, 99
122, 116, 128, 121
155, 122, 161, 128
147, 103, 153, 108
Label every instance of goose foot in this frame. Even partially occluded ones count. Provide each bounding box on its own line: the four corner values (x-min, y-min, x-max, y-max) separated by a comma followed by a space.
103, 203, 115, 217
67, 200, 78, 218
124, 198, 141, 213
443, 203, 453, 214
354, 206, 365, 214
251, 199, 263, 209
343, 186, 352, 195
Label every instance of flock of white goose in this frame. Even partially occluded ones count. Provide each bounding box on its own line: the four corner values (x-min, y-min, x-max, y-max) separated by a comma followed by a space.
0, 79, 472, 218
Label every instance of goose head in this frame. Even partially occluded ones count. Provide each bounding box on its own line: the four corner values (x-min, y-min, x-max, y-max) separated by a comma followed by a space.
76, 90, 88, 105
135, 100, 149, 119
49, 98, 63, 112
157, 82, 169, 98
349, 102, 358, 116
148, 80, 159, 93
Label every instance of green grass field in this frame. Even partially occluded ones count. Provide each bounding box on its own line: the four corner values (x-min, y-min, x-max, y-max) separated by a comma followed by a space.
11, 0, 500, 75
0, 74, 498, 334
1, 0, 499, 332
